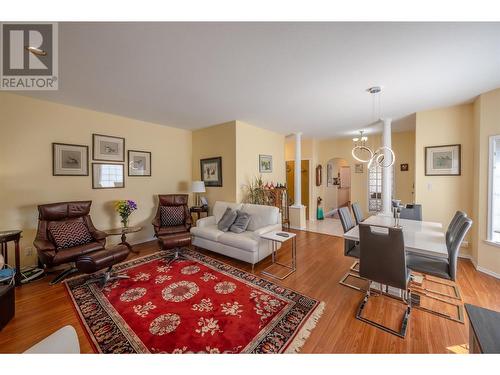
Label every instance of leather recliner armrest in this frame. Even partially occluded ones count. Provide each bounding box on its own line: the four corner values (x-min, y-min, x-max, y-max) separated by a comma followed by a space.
92, 230, 107, 241
33, 239, 56, 252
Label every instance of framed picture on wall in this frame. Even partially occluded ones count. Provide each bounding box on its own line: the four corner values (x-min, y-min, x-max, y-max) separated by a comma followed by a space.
354, 163, 364, 173
259, 154, 273, 173
52, 143, 89, 176
400, 163, 409, 172
92, 163, 125, 189
200, 157, 222, 187
92, 134, 125, 162
128, 150, 151, 176
425, 144, 461, 176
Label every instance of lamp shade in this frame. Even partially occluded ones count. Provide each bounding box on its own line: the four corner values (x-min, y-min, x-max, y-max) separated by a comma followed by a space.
191, 181, 206, 193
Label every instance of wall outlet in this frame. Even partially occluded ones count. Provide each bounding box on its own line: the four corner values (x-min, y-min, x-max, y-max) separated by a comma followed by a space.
461, 241, 469, 248
24, 246, 33, 257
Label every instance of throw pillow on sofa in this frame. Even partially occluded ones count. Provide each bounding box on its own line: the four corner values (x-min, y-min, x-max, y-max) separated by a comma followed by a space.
217, 207, 238, 232
229, 210, 251, 233
48, 221, 94, 249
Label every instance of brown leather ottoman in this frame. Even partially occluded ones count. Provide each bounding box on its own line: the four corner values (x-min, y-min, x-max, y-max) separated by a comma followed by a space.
76, 244, 129, 287
157, 232, 192, 250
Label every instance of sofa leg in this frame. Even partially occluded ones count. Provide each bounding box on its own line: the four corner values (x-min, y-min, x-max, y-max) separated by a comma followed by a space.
49, 267, 79, 285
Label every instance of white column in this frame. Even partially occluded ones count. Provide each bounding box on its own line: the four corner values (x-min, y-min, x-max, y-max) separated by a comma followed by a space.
293, 132, 302, 207
382, 118, 393, 215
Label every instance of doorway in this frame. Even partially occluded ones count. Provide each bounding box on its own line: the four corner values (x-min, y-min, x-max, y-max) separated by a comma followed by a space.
325, 158, 351, 215
286, 160, 310, 219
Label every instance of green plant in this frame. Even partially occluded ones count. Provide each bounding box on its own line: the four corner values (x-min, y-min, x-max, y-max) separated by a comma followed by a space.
244, 176, 269, 205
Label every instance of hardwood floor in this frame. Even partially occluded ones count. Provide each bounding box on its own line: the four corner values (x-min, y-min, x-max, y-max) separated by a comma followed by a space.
1, 230, 499, 353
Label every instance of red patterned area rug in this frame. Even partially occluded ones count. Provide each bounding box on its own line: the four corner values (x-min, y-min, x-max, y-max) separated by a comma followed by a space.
65, 249, 324, 354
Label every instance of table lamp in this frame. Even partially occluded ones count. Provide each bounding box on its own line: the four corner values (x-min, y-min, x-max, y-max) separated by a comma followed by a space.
191, 181, 206, 207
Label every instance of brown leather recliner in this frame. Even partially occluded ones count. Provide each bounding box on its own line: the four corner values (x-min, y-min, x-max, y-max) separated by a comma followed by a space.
152, 194, 192, 252
34, 201, 107, 284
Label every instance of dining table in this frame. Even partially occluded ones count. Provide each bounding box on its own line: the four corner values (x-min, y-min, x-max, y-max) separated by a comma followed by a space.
343, 213, 448, 258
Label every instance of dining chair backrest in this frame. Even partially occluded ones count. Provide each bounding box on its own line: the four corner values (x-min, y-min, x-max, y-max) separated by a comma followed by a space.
446, 211, 467, 246
447, 216, 473, 281
359, 224, 408, 290
352, 202, 364, 225
399, 204, 422, 221
338, 206, 355, 233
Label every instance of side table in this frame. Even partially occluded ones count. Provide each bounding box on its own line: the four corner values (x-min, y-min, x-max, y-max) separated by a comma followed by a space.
0, 230, 22, 286
190, 206, 209, 222
260, 231, 297, 280
105, 226, 143, 254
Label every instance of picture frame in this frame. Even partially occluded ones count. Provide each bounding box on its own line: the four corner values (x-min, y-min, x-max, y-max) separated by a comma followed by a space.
400, 163, 409, 172
425, 144, 461, 176
200, 157, 222, 187
92, 133, 125, 162
259, 154, 273, 173
52, 143, 89, 176
354, 163, 364, 173
92, 163, 125, 189
128, 150, 151, 176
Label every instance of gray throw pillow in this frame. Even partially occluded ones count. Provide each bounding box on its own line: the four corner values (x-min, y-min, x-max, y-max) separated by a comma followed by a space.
229, 210, 251, 233
217, 207, 238, 232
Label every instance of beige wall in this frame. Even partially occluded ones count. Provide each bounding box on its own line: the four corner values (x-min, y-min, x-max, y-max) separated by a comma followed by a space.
235, 121, 286, 202
392, 131, 416, 204
415, 104, 474, 255
285, 132, 415, 218
0, 93, 192, 267
192, 122, 237, 206
192, 120, 285, 206
472, 89, 500, 275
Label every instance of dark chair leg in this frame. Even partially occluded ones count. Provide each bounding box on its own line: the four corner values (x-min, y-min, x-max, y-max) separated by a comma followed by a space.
86, 266, 129, 288
356, 285, 411, 338
49, 267, 79, 285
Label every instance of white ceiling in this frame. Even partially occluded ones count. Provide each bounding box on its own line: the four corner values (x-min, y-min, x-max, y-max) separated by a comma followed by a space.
23, 22, 500, 138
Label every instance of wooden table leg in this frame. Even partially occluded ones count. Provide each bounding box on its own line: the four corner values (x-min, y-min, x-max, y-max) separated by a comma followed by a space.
121, 233, 138, 254
14, 237, 21, 286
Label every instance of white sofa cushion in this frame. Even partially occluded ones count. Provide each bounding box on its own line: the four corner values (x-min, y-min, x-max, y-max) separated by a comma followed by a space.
241, 203, 280, 231
191, 224, 224, 242
218, 231, 259, 252
213, 201, 243, 223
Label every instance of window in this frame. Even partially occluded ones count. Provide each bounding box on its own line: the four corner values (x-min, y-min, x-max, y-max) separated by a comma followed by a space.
98, 164, 123, 187
368, 165, 395, 213
488, 135, 500, 243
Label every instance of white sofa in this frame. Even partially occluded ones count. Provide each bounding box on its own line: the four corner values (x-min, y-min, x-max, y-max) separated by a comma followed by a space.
190, 201, 282, 267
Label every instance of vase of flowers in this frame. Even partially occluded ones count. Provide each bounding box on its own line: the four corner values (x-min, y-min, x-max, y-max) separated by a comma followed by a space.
114, 200, 137, 228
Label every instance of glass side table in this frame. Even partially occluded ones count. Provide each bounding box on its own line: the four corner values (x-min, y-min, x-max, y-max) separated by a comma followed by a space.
105, 226, 143, 254
260, 231, 297, 280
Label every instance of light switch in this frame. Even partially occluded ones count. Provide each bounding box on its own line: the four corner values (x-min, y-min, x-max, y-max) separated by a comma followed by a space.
427, 183, 432, 191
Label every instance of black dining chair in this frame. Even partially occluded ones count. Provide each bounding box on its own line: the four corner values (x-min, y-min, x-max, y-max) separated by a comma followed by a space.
352, 202, 364, 225
338, 206, 363, 289
356, 223, 411, 338
407, 214, 472, 323
399, 204, 422, 221
338, 206, 360, 261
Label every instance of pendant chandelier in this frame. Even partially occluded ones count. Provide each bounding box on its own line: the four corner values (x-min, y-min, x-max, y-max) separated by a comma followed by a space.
351, 86, 395, 169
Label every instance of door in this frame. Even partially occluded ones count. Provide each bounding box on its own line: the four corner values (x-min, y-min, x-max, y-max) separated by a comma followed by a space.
286, 160, 310, 219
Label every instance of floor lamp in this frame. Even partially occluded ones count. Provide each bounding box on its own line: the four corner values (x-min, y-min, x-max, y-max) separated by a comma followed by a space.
191, 181, 206, 207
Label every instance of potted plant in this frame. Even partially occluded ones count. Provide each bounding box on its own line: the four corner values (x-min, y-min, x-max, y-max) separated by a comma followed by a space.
114, 200, 138, 228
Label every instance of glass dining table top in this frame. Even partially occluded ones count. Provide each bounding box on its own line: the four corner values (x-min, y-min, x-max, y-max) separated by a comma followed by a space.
344, 214, 448, 258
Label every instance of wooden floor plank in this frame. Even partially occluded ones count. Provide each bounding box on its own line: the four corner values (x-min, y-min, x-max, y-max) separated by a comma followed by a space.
1, 230, 499, 353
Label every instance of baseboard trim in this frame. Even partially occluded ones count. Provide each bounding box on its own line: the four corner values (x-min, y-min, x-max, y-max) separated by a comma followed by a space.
475, 265, 500, 280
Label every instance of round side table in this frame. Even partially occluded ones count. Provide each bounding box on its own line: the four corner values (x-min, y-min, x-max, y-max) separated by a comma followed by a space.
105, 226, 143, 254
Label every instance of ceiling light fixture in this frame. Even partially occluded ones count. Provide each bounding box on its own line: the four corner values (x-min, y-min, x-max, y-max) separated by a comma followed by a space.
351, 87, 395, 169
